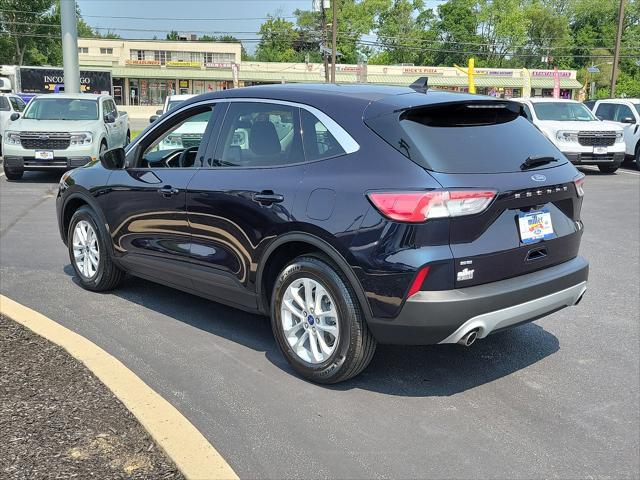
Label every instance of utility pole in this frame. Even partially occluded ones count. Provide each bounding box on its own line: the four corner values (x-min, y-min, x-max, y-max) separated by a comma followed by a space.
610, 0, 625, 97
330, 0, 338, 83
60, 0, 80, 93
321, 1, 329, 82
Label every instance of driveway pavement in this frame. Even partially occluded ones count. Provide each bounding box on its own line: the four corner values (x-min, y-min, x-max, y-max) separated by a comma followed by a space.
1, 166, 638, 479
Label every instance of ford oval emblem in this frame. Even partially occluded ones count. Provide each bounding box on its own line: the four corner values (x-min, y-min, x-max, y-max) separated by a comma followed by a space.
531, 174, 546, 182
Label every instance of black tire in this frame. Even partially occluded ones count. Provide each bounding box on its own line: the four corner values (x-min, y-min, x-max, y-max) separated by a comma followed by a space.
99, 141, 108, 155
68, 205, 124, 291
3, 165, 23, 181
635, 143, 640, 170
598, 165, 619, 174
271, 255, 376, 384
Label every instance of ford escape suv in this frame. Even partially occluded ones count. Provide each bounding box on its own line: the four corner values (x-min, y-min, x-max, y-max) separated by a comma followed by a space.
56, 84, 589, 383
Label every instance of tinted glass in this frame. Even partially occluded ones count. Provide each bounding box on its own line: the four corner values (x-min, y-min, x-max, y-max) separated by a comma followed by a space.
140, 106, 213, 168
301, 109, 345, 161
633, 103, 640, 116
24, 99, 98, 120
9, 96, 26, 112
0, 96, 8, 111
213, 102, 303, 167
521, 104, 533, 121
367, 101, 565, 174
532, 102, 595, 121
595, 103, 615, 120
614, 104, 634, 122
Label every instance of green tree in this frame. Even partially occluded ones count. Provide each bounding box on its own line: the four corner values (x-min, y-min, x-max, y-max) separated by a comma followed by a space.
166, 30, 180, 41
433, 0, 481, 66
375, 0, 437, 65
255, 16, 300, 62
0, 0, 54, 65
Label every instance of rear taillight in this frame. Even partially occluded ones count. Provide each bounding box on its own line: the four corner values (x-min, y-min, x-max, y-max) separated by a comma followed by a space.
367, 190, 496, 223
574, 174, 585, 197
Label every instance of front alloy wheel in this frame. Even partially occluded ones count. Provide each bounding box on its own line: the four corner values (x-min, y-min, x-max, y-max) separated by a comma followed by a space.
72, 220, 100, 279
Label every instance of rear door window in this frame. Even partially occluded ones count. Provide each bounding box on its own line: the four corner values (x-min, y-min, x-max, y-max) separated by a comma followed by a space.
366, 101, 565, 174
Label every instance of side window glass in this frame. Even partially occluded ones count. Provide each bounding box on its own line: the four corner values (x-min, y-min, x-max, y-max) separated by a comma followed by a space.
213, 102, 303, 167
521, 104, 533, 122
300, 109, 346, 161
596, 103, 615, 120
0, 96, 9, 111
139, 106, 214, 168
10, 96, 26, 112
615, 104, 634, 122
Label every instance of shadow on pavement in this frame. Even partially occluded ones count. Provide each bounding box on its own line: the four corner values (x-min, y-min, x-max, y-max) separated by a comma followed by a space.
1, 170, 64, 183
65, 265, 560, 397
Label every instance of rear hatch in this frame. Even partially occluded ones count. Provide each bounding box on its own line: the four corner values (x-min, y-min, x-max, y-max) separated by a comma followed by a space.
365, 97, 584, 288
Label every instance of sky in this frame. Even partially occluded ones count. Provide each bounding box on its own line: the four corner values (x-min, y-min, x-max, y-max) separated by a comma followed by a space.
75, 0, 317, 53
75, 0, 444, 54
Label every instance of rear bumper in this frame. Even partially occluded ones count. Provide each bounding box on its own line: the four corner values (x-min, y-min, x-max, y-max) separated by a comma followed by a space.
3, 155, 91, 170
564, 152, 625, 166
367, 256, 589, 345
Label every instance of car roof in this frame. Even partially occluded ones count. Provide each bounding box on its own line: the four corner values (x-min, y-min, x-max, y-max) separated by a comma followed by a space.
597, 98, 640, 103
179, 83, 504, 119
33, 93, 103, 100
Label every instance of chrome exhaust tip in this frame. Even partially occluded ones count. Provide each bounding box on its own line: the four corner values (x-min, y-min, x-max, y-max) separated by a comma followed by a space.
457, 329, 478, 347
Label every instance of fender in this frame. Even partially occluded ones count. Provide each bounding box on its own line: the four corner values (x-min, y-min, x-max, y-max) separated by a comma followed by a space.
255, 232, 373, 322
60, 190, 116, 258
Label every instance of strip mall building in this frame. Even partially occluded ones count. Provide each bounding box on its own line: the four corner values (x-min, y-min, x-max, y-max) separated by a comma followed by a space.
77, 38, 583, 106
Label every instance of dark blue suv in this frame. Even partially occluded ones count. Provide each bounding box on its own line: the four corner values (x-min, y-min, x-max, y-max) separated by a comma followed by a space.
56, 84, 589, 383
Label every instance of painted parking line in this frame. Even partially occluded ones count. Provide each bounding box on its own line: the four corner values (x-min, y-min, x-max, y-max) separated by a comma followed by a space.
0, 294, 239, 480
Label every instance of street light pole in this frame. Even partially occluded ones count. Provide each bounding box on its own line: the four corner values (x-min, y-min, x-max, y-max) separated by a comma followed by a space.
60, 0, 80, 94
610, 0, 626, 97
331, 0, 338, 84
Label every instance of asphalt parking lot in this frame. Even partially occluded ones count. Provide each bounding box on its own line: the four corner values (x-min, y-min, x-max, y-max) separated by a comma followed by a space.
1, 165, 638, 479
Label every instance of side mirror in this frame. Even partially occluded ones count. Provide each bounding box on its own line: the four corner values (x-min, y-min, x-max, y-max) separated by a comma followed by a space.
149, 115, 159, 124
156, 109, 163, 115
621, 116, 636, 124
99, 147, 126, 170
104, 113, 116, 124
10, 112, 20, 121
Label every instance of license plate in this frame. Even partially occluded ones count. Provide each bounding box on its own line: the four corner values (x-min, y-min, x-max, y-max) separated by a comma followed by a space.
518, 210, 554, 244
593, 146, 608, 154
35, 150, 54, 160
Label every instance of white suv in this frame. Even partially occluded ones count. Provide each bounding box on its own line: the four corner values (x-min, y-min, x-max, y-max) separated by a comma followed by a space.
591, 99, 640, 167
513, 98, 625, 173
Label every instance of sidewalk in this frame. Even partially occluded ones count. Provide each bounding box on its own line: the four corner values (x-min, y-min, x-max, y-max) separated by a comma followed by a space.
0, 314, 184, 479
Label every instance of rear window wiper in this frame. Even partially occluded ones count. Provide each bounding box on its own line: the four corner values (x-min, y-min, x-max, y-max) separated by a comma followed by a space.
521, 155, 559, 170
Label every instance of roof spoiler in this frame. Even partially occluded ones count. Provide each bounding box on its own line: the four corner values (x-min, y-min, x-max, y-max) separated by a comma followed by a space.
409, 77, 428, 93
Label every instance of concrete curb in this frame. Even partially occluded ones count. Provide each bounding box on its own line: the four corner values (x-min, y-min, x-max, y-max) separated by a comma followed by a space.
0, 294, 239, 480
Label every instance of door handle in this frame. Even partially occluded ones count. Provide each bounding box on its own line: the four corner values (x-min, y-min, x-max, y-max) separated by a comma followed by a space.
158, 185, 179, 197
253, 191, 284, 204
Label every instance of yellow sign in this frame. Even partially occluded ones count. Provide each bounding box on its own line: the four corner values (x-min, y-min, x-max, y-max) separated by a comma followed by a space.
166, 61, 201, 68
125, 59, 161, 66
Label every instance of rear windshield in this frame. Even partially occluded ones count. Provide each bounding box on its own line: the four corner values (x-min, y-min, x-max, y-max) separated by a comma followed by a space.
366, 101, 565, 174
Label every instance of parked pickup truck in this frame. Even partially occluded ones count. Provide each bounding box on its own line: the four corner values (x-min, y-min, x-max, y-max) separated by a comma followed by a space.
513, 98, 625, 173
2, 93, 130, 180
590, 98, 640, 167
0, 93, 27, 156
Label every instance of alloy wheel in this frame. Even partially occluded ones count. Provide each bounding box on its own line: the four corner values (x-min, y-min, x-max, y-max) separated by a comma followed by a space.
280, 277, 340, 364
72, 220, 99, 279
